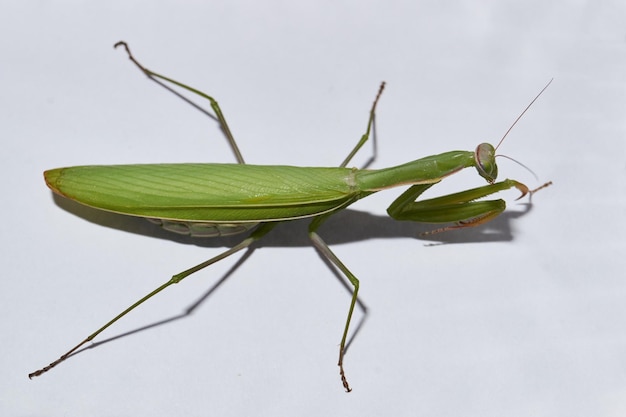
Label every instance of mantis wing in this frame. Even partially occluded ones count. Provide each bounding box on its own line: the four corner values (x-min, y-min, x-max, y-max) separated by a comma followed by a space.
45, 163, 359, 222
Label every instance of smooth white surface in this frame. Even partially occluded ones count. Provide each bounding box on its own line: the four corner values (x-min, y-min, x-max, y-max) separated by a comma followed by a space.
2, 1, 625, 416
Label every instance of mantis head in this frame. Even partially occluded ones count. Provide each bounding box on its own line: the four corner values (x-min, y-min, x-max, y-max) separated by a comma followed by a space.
474, 143, 497, 184
474, 79, 552, 186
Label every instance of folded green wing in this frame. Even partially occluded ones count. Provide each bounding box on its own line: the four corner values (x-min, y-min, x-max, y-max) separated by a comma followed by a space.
45, 163, 359, 222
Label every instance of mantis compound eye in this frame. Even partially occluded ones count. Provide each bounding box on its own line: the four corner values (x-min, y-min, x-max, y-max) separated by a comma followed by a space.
474, 142, 498, 184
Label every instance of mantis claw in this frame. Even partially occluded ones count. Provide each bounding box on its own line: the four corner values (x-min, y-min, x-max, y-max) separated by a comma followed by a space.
338, 347, 352, 392
513, 180, 530, 200
339, 366, 352, 393
514, 180, 552, 201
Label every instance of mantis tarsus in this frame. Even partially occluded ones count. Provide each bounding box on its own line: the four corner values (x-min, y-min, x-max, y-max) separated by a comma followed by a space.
30, 41, 552, 392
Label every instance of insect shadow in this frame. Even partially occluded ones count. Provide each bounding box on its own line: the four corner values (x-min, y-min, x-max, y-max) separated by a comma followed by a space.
51, 193, 536, 361
52, 192, 535, 248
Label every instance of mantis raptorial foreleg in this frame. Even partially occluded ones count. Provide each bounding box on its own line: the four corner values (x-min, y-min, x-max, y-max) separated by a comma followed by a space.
387, 178, 552, 235
387, 179, 529, 233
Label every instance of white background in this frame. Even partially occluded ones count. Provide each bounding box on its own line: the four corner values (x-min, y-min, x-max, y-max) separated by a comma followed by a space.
2, 1, 625, 416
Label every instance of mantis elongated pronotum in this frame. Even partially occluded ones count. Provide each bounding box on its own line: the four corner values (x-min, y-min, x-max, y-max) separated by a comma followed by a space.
30, 42, 551, 391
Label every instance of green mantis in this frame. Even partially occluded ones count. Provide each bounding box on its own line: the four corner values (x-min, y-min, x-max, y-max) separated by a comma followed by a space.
30, 42, 551, 392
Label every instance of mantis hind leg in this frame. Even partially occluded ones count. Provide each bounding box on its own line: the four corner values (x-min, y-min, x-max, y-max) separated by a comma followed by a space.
116, 41, 386, 168
114, 41, 245, 164
29, 223, 276, 379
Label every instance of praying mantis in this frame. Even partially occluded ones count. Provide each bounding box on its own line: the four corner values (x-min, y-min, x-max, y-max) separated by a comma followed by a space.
30, 41, 551, 392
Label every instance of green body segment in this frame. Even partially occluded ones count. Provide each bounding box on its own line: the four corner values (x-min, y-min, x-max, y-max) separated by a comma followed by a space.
44, 150, 477, 223
45, 163, 359, 222
355, 150, 476, 190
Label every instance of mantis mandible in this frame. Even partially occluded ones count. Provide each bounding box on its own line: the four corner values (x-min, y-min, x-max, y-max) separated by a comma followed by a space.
30, 41, 552, 391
